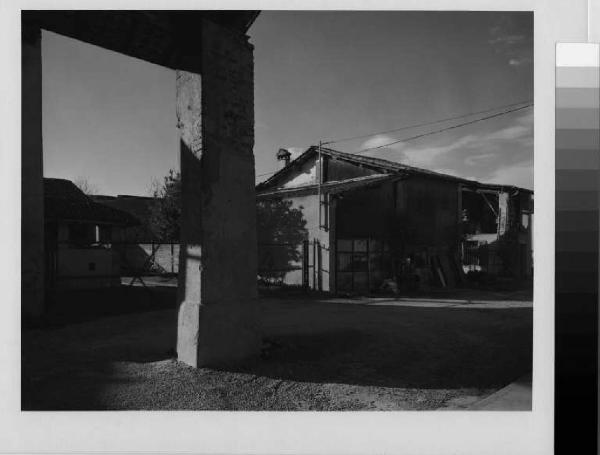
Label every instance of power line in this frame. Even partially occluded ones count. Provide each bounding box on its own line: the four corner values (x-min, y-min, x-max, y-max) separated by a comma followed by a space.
354, 103, 533, 155
256, 101, 533, 180
323, 100, 533, 146
323, 100, 532, 146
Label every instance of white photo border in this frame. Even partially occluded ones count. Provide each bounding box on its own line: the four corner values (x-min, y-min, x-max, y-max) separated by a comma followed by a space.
0, 0, 586, 453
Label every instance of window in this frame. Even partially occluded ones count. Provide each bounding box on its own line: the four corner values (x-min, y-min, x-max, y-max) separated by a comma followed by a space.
320, 194, 329, 230
354, 239, 367, 252
98, 225, 113, 243
337, 239, 353, 252
336, 238, 391, 292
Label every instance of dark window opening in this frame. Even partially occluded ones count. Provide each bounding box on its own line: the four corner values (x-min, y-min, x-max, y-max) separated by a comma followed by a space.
98, 225, 112, 243
461, 190, 499, 235
67, 222, 95, 247
336, 238, 391, 293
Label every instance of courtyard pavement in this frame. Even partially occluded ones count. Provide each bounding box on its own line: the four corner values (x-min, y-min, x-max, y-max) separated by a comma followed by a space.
309, 296, 532, 309
469, 373, 532, 410
23, 286, 533, 411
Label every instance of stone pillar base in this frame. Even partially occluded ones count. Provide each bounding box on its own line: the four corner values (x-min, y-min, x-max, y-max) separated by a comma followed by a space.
177, 299, 261, 368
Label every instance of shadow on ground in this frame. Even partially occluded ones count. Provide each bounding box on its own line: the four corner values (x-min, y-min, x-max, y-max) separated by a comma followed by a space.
22, 286, 532, 410
31, 285, 177, 328
259, 281, 533, 303
242, 299, 532, 390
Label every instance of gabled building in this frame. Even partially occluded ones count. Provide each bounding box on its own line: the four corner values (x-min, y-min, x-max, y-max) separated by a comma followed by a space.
91, 193, 182, 275
256, 146, 533, 293
91, 194, 157, 242
44, 178, 139, 290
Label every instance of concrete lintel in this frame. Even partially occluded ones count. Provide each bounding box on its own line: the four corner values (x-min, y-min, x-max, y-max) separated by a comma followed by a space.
25, 11, 259, 74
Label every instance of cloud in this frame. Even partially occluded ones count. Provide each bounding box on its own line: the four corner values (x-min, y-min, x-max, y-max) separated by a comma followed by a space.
361, 134, 405, 151
488, 14, 533, 68
489, 34, 526, 46
398, 134, 476, 167
487, 160, 533, 189
509, 57, 532, 67
464, 153, 495, 166
516, 111, 534, 125
486, 124, 529, 141
357, 109, 533, 187
361, 133, 481, 168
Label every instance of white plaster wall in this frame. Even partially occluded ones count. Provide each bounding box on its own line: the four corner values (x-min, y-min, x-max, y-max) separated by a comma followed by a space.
282, 157, 317, 188
277, 194, 332, 291
56, 248, 120, 289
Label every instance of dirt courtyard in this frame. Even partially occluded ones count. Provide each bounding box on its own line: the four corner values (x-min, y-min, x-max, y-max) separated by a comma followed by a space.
22, 288, 533, 411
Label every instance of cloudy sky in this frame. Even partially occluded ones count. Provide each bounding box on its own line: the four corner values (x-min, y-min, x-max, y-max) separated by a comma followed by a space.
42, 11, 533, 195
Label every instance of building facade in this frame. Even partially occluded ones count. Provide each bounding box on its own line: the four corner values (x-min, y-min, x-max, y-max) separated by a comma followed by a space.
256, 146, 533, 293
44, 178, 139, 290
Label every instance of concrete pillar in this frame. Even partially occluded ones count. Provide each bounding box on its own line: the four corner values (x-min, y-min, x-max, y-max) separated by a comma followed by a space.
22, 24, 45, 319
176, 20, 260, 368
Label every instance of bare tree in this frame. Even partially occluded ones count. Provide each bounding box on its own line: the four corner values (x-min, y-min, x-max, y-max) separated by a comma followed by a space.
148, 169, 181, 242
73, 177, 99, 196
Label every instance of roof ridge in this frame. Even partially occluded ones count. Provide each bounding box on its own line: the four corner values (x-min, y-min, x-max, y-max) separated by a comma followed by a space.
256, 145, 533, 192
256, 145, 474, 189
317, 145, 476, 181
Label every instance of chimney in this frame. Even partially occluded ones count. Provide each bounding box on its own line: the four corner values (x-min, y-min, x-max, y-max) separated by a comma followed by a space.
276, 148, 291, 170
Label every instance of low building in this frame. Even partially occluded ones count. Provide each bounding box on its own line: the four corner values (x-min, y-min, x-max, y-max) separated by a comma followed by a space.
44, 178, 139, 290
91, 194, 157, 242
256, 146, 533, 293
91, 194, 180, 275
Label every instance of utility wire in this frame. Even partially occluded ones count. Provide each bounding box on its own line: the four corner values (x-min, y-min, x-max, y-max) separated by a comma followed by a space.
322, 100, 532, 146
354, 103, 533, 155
256, 101, 533, 179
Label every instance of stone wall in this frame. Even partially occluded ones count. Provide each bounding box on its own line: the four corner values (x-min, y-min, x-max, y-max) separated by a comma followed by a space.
55, 247, 121, 289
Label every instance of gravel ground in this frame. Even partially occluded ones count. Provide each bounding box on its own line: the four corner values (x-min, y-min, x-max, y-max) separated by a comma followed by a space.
22, 293, 532, 411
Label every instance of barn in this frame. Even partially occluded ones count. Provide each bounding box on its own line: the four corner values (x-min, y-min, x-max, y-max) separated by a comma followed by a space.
256, 146, 533, 293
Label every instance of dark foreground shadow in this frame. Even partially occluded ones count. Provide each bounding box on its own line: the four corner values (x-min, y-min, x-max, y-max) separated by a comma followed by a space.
22, 294, 532, 410
238, 301, 533, 390
36, 285, 177, 328
259, 280, 533, 302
